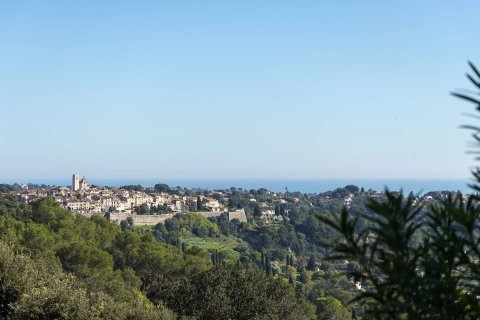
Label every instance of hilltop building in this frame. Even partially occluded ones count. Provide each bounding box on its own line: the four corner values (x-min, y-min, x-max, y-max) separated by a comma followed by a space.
72, 174, 79, 191
79, 176, 89, 190
72, 174, 89, 191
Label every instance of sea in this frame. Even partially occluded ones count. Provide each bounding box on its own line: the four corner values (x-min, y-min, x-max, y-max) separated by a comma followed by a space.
0, 178, 474, 195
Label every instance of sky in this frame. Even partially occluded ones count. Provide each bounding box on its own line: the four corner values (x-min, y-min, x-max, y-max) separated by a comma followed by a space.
1, 1, 480, 180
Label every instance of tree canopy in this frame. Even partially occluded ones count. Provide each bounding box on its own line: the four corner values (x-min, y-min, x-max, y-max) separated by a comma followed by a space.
0, 195, 315, 319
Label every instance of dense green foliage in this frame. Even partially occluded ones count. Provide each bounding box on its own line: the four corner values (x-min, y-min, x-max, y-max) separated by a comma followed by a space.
153, 190, 363, 318
0, 184, 21, 193
315, 297, 350, 320
318, 189, 480, 319
165, 212, 221, 238
0, 196, 315, 319
119, 185, 146, 192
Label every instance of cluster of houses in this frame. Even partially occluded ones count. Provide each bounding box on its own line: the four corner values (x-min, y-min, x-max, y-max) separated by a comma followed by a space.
17, 184, 225, 214
10, 174, 247, 225
6, 175, 466, 227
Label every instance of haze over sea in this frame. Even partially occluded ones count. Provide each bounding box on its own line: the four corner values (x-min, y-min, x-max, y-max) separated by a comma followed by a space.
1, 178, 472, 195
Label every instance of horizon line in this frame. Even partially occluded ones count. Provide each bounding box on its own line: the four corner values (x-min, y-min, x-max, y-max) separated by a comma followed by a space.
0, 177, 471, 182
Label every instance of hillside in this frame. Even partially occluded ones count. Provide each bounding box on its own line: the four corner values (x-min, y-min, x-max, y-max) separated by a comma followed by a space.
0, 195, 315, 319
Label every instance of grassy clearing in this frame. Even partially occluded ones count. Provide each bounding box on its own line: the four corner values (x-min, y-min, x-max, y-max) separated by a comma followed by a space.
182, 235, 251, 261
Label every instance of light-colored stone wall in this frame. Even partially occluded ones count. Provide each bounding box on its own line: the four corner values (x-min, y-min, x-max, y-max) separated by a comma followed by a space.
228, 209, 247, 222
133, 214, 175, 225
107, 211, 175, 226
108, 209, 247, 226
196, 211, 225, 219
108, 211, 132, 223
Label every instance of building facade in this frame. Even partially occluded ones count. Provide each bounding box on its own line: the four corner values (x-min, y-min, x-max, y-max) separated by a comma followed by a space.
72, 174, 80, 191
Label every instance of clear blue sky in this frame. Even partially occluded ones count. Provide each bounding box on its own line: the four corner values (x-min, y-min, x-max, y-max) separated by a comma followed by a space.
1, 1, 479, 180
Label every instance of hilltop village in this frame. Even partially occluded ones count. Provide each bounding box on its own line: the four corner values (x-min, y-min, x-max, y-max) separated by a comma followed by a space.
11, 174, 247, 225
1, 174, 464, 227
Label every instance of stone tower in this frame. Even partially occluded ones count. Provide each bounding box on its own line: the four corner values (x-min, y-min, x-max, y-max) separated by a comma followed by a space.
72, 174, 80, 191
79, 176, 89, 190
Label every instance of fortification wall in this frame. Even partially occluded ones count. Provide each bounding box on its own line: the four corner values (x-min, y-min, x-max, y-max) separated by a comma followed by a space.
133, 213, 175, 225
196, 211, 225, 219
108, 209, 246, 226
228, 209, 247, 222
108, 211, 132, 223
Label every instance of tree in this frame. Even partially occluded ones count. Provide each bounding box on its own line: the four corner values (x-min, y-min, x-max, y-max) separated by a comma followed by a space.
344, 185, 359, 193
119, 185, 144, 192
57, 241, 114, 291
253, 204, 262, 217
331, 188, 350, 199
135, 203, 150, 215
306, 256, 316, 271
316, 297, 350, 320
257, 188, 269, 195
211, 249, 219, 265
317, 62, 480, 319
319, 189, 480, 319
275, 205, 280, 215
0, 184, 20, 193
169, 265, 316, 320
196, 196, 202, 211
154, 183, 171, 193
265, 255, 272, 275
181, 242, 187, 253
298, 270, 311, 285
0, 239, 177, 320
119, 220, 129, 230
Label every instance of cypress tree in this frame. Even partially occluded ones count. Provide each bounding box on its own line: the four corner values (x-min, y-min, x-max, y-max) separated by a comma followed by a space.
181, 242, 187, 253
196, 196, 202, 211
211, 252, 216, 265
265, 255, 272, 275
306, 256, 316, 271
211, 250, 220, 265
